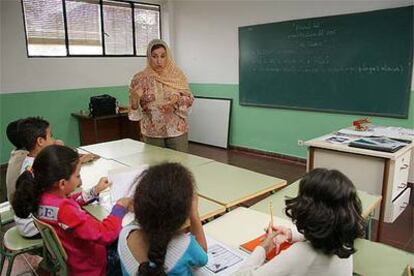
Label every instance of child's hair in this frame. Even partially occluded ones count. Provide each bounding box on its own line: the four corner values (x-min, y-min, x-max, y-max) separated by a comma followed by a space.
6, 119, 24, 149
133, 162, 194, 276
18, 117, 50, 151
285, 168, 365, 259
12, 145, 79, 219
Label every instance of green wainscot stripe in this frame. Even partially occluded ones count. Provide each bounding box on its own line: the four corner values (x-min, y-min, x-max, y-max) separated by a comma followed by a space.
189, 83, 414, 159
0, 86, 129, 163
1, 84, 413, 164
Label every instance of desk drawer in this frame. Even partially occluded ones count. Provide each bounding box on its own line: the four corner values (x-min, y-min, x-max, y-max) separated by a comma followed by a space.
391, 151, 411, 200
386, 187, 410, 223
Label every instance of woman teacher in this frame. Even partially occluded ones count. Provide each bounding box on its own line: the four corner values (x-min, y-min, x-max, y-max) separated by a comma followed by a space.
128, 39, 194, 152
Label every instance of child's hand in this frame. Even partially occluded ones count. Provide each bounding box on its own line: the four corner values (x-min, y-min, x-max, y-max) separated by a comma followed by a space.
116, 197, 133, 211
95, 177, 111, 194
260, 231, 279, 253
80, 153, 99, 164
271, 225, 292, 244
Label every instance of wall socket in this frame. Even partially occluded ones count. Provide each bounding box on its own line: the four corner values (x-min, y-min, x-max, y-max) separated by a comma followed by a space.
297, 139, 304, 146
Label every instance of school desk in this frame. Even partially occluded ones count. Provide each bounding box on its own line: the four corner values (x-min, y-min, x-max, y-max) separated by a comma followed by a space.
83, 196, 226, 226
249, 180, 382, 239
79, 138, 159, 159
115, 147, 214, 168
80, 157, 127, 190
202, 207, 413, 276
192, 162, 287, 208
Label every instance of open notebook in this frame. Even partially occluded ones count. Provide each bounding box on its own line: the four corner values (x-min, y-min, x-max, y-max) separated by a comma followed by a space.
100, 165, 148, 212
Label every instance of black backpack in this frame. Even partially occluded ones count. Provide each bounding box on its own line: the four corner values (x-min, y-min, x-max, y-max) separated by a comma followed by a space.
89, 94, 117, 117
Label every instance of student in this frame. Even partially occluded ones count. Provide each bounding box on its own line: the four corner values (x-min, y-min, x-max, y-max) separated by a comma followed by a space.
5, 119, 28, 201
12, 145, 131, 275
118, 162, 208, 275
234, 168, 366, 276
17, 117, 57, 173
12, 117, 97, 237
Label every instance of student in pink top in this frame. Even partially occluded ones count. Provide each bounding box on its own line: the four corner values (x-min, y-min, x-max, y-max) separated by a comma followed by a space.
12, 145, 131, 276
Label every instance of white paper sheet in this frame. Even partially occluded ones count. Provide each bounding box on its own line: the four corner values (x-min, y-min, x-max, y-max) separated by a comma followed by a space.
108, 165, 149, 204
194, 235, 248, 276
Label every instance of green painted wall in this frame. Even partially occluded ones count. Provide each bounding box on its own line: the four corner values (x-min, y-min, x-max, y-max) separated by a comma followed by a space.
190, 83, 414, 159
1, 84, 413, 164
0, 86, 130, 163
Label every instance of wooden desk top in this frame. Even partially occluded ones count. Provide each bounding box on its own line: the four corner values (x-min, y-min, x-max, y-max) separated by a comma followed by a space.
116, 147, 214, 169
193, 162, 287, 208
250, 180, 382, 219
84, 196, 226, 226
305, 134, 413, 160
79, 138, 159, 159
80, 157, 127, 190
71, 110, 128, 120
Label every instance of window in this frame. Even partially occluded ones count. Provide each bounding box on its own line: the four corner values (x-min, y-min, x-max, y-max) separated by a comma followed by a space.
21, 0, 161, 57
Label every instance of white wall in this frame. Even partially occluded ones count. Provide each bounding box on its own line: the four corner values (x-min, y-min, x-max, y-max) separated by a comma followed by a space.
0, 0, 170, 94
172, 0, 414, 85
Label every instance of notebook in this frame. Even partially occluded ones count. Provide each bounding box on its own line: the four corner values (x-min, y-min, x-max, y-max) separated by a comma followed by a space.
239, 234, 292, 261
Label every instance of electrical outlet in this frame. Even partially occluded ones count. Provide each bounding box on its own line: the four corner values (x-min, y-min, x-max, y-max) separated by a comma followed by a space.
297, 139, 304, 146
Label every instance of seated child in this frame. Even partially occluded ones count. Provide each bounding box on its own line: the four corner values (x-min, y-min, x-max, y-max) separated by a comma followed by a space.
234, 168, 366, 276
5, 119, 28, 201
12, 145, 131, 275
118, 162, 208, 275
12, 117, 99, 237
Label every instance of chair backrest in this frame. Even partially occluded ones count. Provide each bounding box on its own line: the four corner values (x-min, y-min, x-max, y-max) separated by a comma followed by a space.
33, 216, 68, 273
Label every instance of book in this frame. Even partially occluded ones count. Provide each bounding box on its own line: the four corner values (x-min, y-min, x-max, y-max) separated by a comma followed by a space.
349, 136, 408, 153
239, 234, 292, 261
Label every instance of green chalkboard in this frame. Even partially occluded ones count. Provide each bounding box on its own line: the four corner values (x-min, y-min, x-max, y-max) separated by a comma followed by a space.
239, 6, 413, 118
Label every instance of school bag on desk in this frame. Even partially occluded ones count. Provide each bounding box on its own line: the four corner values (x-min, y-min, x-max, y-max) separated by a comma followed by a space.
89, 94, 117, 117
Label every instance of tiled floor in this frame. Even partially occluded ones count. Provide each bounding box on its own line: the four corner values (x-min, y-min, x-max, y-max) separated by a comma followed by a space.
2, 142, 412, 275
188, 142, 414, 253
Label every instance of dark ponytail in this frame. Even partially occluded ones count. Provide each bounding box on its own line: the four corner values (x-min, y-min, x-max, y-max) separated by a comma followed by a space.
134, 163, 194, 276
138, 231, 172, 276
12, 145, 79, 219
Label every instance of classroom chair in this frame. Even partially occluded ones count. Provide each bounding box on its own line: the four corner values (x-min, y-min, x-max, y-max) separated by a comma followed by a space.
0, 202, 14, 233
33, 217, 68, 276
0, 223, 43, 276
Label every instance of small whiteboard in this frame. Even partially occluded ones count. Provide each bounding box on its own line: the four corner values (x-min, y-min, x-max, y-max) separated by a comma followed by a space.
188, 97, 232, 148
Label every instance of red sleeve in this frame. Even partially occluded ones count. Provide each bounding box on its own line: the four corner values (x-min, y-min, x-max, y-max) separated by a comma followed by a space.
57, 199, 126, 245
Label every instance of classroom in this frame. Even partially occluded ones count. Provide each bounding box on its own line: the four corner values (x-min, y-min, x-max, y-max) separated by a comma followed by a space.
1, 0, 413, 275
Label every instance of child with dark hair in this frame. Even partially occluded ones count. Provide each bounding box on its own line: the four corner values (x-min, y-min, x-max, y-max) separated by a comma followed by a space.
118, 162, 208, 275
234, 168, 365, 276
9, 116, 99, 238
5, 119, 28, 201
17, 117, 56, 173
12, 145, 131, 275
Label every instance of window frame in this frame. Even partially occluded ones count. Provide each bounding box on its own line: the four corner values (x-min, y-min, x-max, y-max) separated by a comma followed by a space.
21, 0, 162, 58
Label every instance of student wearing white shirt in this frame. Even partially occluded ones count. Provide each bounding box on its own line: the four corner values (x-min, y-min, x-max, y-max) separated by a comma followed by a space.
234, 169, 366, 276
